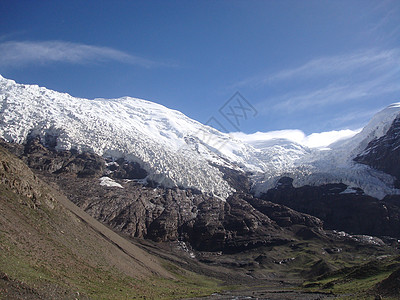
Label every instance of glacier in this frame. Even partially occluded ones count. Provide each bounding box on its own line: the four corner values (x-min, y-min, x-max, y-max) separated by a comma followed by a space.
0, 74, 399, 199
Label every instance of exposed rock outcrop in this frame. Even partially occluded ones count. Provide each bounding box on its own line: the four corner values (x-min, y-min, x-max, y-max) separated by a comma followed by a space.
50, 173, 324, 253
0, 143, 54, 209
261, 177, 400, 238
355, 116, 400, 187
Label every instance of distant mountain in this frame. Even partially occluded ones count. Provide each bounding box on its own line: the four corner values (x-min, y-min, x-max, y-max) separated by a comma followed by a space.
1, 75, 399, 200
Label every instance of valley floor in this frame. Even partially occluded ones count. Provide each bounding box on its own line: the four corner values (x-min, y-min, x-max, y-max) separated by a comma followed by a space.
184, 289, 335, 300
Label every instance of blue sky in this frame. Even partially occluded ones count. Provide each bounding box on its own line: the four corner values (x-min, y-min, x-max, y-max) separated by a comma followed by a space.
0, 0, 399, 138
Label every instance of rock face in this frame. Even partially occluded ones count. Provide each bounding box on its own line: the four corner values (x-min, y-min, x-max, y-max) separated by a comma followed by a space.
261, 177, 400, 238
4, 136, 106, 177
50, 173, 325, 253
2, 138, 325, 253
0, 141, 55, 209
355, 116, 400, 187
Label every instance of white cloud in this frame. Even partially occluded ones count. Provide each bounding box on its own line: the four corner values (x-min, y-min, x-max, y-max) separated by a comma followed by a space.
231, 128, 361, 149
0, 40, 165, 68
232, 130, 306, 145
302, 129, 361, 148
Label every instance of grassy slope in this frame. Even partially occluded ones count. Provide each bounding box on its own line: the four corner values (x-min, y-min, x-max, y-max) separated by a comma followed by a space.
302, 254, 400, 299
0, 146, 221, 299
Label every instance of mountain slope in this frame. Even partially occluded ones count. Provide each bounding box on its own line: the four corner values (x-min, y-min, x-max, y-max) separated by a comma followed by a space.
0, 144, 221, 299
0, 75, 237, 198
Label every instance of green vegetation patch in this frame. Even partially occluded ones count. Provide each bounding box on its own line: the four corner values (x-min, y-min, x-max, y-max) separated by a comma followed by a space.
302, 255, 400, 299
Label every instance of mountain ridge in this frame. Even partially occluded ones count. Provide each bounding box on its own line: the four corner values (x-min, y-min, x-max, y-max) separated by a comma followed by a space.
0, 74, 399, 200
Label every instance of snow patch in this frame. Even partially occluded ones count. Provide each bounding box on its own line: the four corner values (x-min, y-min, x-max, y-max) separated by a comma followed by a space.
99, 177, 123, 188
340, 186, 359, 195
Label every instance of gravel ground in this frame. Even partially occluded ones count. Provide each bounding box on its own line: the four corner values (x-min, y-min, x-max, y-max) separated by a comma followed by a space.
183, 288, 336, 300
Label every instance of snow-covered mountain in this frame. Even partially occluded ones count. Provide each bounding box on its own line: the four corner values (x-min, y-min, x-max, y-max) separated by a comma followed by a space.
0, 75, 399, 199
0, 75, 268, 198
252, 104, 400, 199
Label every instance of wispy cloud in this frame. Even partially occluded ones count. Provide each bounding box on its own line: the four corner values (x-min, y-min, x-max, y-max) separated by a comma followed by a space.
364, 0, 400, 44
236, 48, 400, 89
0, 31, 27, 42
268, 71, 400, 113
0, 40, 168, 68
329, 107, 387, 130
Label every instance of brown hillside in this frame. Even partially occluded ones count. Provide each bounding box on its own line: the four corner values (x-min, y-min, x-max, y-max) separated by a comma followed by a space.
0, 145, 219, 299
